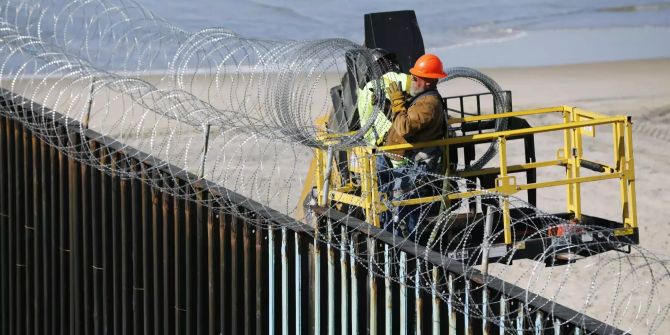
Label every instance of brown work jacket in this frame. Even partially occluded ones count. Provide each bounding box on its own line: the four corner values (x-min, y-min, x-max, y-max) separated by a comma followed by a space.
383, 90, 445, 157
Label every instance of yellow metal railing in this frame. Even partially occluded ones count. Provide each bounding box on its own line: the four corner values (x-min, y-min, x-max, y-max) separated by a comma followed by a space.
312, 106, 637, 244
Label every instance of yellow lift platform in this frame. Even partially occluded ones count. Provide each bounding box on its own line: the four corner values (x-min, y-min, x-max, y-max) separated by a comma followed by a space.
300, 10, 638, 265
303, 103, 638, 265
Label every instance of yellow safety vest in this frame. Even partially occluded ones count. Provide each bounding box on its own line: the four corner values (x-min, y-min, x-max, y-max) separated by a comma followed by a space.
357, 72, 410, 147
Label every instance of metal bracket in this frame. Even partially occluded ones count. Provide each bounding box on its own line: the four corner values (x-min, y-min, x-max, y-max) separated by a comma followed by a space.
495, 175, 518, 195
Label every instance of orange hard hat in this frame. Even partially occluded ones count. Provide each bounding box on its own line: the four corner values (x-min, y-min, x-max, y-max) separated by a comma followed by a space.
409, 54, 447, 79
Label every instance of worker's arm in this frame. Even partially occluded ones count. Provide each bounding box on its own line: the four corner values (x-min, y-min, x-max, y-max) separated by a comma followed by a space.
386, 81, 432, 140
390, 98, 434, 140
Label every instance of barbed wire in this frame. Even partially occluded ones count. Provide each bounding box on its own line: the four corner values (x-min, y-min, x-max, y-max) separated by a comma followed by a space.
0, 1, 668, 333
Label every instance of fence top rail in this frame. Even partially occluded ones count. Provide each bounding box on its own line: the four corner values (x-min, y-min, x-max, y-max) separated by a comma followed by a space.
313, 206, 627, 335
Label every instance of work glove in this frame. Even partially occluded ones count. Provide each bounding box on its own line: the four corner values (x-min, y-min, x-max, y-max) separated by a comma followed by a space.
386, 81, 406, 115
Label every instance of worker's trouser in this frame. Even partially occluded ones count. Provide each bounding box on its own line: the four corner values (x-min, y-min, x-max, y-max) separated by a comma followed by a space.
376, 151, 442, 240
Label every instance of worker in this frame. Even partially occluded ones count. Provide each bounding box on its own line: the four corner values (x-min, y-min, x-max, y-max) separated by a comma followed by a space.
376, 53, 448, 239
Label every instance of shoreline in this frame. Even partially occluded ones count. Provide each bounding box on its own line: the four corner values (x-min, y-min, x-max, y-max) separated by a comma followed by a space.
477, 58, 670, 115
433, 26, 670, 68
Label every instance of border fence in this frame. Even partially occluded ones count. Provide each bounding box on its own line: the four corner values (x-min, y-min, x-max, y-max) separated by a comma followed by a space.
0, 89, 624, 334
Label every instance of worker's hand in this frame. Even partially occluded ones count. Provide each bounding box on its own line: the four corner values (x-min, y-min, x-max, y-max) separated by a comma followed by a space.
386, 81, 406, 114
386, 81, 403, 101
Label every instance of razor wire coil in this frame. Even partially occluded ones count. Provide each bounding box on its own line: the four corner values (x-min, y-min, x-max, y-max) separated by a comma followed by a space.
0, 1, 668, 333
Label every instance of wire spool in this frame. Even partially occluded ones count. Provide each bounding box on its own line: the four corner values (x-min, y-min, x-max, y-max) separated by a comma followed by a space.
440, 67, 510, 171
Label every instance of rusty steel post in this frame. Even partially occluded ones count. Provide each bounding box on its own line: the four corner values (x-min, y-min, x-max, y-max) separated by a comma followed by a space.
141, 165, 154, 335
222, 210, 232, 334
67, 130, 83, 335
269, 227, 276, 335
161, 176, 175, 335
79, 140, 93, 335
151, 170, 164, 335
243, 217, 254, 335
97, 149, 110, 332
89, 141, 103, 335
14, 120, 27, 335
173, 181, 187, 334
0, 115, 8, 335
206, 197, 218, 335
6, 118, 17, 335
29, 129, 41, 335
230, 214, 240, 335
195, 188, 207, 335
184, 186, 197, 335
110, 152, 121, 334
57, 125, 70, 335
119, 158, 133, 335
0, 115, 7, 335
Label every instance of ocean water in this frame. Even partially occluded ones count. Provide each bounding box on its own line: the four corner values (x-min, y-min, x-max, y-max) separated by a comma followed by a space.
140, 0, 670, 66
2, 0, 669, 71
